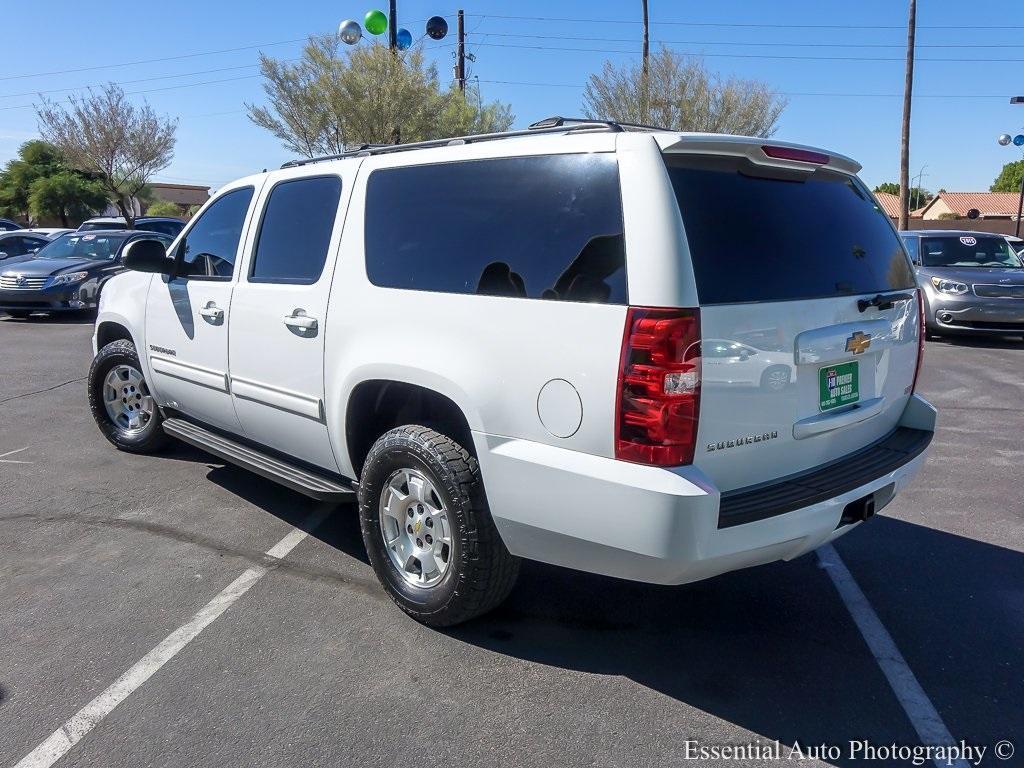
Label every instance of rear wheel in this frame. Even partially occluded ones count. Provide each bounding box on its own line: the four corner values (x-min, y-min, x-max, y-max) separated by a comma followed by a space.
358, 425, 519, 626
5, 310, 31, 319
760, 365, 791, 392
88, 339, 168, 453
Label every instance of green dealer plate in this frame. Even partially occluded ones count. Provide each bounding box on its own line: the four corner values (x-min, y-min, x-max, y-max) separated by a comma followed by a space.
819, 361, 860, 412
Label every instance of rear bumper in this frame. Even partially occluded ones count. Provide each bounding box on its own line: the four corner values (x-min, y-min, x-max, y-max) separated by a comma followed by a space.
474, 394, 936, 585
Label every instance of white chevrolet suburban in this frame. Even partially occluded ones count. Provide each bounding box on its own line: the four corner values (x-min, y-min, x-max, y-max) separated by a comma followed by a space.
88, 117, 936, 626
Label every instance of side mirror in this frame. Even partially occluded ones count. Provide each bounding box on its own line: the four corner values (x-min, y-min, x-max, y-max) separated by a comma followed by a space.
0, 252, 7, 260
123, 238, 174, 275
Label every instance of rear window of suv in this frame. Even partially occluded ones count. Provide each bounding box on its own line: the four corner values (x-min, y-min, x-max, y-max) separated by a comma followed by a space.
665, 154, 915, 304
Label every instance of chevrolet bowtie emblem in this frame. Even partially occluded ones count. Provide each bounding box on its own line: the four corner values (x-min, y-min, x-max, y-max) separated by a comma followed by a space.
845, 331, 872, 355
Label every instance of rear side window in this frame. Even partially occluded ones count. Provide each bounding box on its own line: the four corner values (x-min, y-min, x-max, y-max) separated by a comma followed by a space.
364, 154, 626, 303
666, 155, 915, 304
250, 176, 342, 284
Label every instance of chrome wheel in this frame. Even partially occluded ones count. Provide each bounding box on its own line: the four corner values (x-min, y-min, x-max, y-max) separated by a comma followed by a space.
379, 468, 452, 588
102, 364, 155, 434
766, 369, 789, 391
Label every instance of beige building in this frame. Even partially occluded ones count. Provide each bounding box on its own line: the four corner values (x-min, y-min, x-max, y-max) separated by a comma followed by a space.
146, 183, 210, 216
916, 191, 1021, 221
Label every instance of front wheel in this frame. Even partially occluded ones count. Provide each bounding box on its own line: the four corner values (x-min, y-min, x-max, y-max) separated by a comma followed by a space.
358, 425, 519, 627
88, 339, 168, 453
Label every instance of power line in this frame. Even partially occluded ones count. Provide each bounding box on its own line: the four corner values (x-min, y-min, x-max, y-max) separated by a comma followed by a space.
472, 31, 1024, 49
463, 13, 1024, 30
0, 38, 308, 82
468, 41, 1024, 63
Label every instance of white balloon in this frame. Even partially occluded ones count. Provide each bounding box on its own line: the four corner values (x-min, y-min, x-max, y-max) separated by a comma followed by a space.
338, 19, 362, 45
998, 133, 1013, 146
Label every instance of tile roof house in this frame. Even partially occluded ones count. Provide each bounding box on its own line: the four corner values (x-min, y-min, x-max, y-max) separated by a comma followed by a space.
917, 191, 1022, 220
147, 183, 210, 211
873, 191, 901, 219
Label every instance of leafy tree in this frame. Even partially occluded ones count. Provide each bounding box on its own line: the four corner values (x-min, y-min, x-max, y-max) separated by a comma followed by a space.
145, 200, 183, 217
29, 172, 108, 227
991, 159, 1024, 193
35, 84, 177, 227
248, 36, 513, 156
583, 47, 787, 137
0, 139, 106, 225
873, 181, 933, 208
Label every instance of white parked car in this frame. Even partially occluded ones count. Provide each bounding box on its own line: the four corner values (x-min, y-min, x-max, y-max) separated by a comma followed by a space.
88, 118, 935, 626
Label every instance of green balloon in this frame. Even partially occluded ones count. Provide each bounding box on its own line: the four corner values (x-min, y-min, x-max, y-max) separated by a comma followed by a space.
364, 9, 387, 35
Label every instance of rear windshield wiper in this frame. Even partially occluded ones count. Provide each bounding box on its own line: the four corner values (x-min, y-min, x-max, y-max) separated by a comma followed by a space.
857, 292, 915, 312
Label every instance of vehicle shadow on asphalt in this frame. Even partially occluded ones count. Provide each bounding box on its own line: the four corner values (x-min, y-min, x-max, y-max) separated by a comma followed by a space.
443, 516, 1022, 765
0, 312, 96, 325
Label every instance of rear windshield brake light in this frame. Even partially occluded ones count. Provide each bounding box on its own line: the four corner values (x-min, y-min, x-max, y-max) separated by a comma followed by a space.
761, 145, 829, 165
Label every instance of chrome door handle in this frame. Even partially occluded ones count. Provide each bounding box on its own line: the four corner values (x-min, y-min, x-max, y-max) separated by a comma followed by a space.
199, 304, 223, 320
283, 312, 317, 331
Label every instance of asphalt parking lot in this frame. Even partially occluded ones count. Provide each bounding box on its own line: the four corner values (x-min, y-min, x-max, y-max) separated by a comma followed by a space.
0, 313, 1021, 768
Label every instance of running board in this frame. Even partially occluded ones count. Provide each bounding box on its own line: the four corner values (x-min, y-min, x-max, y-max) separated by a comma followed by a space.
162, 418, 355, 501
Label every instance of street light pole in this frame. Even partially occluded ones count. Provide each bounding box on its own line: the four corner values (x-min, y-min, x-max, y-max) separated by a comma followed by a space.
1013, 97, 1024, 237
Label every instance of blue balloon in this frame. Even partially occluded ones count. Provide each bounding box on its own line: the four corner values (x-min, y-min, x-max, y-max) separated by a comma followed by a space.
396, 27, 412, 50
1014, 134, 1024, 147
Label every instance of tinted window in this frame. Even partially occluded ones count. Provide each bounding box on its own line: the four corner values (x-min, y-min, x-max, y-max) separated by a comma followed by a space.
901, 235, 919, 261
365, 154, 626, 303
920, 236, 1021, 268
666, 155, 915, 304
138, 221, 184, 237
251, 176, 341, 284
177, 187, 254, 279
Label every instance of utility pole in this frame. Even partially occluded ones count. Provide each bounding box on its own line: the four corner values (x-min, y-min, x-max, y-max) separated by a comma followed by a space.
456, 9, 466, 92
898, 0, 917, 231
641, 0, 650, 123
388, 0, 397, 51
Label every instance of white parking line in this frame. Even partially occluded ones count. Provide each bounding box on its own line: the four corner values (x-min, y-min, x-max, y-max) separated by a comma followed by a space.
0, 447, 31, 465
817, 544, 970, 768
14, 504, 334, 768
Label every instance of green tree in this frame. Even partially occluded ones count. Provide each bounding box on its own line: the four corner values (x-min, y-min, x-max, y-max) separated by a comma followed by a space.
145, 200, 182, 217
583, 47, 787, 136
36, 83, 177, 227
0, 139, 106, 225
991, 159, 1024, 193
29, 172, 107, 227
248, 37, 513, 156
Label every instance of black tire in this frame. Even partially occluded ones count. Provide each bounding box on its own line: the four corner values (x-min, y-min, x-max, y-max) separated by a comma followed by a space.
88, 339, 168, 454
5, 310, 31, 319
358, 425, 519, 627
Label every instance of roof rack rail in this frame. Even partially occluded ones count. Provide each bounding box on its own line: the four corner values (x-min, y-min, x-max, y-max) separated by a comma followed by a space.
280, 116, 667, 169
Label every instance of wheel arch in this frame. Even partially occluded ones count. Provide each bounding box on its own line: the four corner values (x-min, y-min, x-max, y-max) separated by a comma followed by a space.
95, 320, 136, 350
343, 377, 478, 478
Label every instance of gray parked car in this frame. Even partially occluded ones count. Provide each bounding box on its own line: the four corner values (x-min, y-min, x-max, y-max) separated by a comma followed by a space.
900, 230, 1024, 339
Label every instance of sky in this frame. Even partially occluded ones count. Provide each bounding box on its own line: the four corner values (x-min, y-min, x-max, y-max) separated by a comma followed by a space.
1, 0, 1023, 195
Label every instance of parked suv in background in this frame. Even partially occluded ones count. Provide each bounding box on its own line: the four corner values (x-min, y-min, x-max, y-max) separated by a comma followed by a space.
88, 118, 935, 626
900, 230, 1024, 339
78, 216, 185, 238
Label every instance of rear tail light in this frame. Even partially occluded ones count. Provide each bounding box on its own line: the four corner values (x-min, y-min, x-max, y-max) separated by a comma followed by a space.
615, 307, 701, 466
911, 288, 925, 394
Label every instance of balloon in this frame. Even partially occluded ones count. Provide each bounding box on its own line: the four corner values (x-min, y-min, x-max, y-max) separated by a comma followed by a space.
998, 133, 1013, 146
338, 19, 362, 45
396, 27, 412, 50
364, 9, 388, 36
425, 15, 448, 40
1014, 134, 1024, 147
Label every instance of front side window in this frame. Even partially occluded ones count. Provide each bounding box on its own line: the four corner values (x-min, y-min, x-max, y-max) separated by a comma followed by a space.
921, 236, 1022, 269
364, 154, 627, 303
250, 176, 342, 284
176, 187, 254, 279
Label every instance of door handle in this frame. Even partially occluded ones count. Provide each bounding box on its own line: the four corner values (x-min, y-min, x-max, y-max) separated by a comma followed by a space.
283, 311, 318, 331
199, 304, 224, 321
